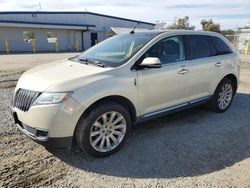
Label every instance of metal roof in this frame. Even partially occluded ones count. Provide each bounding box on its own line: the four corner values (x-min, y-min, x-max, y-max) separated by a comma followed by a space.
107, 27, 151, 35
0, 11, 155, 26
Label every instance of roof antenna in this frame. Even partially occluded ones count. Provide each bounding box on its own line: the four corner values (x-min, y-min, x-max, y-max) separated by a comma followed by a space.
130, 22, 140, 34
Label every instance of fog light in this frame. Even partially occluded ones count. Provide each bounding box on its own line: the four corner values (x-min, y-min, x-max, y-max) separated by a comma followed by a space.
36, 130, 48, 137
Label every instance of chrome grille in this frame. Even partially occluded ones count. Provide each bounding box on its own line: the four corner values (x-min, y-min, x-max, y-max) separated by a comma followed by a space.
14, 89, 41, 112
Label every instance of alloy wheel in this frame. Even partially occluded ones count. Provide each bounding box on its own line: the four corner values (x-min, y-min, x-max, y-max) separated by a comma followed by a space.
89, 111, 127, 152
218, 83, 233, 110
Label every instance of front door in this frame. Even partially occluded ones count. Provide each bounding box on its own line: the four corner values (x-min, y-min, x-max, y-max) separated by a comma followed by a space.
136, 35, 190, 116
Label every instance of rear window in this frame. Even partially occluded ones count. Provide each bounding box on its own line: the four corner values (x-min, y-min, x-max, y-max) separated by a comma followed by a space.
210, 36, 233, 55
186, 35, 211, 60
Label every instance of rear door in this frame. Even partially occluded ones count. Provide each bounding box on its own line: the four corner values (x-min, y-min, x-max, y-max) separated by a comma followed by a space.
185, 35, 222, 101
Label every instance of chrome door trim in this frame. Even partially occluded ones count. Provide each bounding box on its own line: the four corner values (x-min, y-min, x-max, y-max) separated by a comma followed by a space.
143, 103, 188, 118
142, 96, 211, 118
189, 96, 210, 104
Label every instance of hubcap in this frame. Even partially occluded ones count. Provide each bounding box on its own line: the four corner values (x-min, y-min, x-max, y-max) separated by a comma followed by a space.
89, 111, 126, 152
218, 83, 233, 110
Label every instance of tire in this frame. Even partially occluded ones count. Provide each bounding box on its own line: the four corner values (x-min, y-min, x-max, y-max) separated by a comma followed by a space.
75, 101, 131, 157
206, 78, 235, 113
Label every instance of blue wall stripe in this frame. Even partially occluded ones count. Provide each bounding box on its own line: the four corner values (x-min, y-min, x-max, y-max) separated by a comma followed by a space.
0, 20, 95, 27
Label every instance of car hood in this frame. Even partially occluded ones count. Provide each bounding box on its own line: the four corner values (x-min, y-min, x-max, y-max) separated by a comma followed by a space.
16, 60, 113, 92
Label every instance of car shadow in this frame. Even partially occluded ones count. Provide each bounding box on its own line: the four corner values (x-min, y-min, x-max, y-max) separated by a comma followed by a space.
50, 92, 250, 179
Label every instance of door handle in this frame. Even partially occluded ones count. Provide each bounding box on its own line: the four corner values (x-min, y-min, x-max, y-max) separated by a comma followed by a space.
178, 68, 189, 75
215, 62, 222, 67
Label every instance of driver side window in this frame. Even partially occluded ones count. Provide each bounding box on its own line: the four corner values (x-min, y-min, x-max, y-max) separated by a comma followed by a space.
143, 36, 185, 65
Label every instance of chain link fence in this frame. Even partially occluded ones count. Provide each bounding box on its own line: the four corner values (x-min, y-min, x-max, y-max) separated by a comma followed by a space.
225, 31, 250, 55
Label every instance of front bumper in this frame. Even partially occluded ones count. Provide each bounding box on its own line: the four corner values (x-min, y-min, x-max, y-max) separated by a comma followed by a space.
14, 114, 72, 148
12, 97, 85, 148
13, 111, 49, 141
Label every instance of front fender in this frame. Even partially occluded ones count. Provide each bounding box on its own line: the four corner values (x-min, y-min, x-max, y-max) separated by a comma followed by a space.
71, 73, 139, 117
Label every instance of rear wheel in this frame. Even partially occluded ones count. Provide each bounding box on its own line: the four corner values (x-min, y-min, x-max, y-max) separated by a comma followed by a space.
75, 101, 131, 157
206, 78, 235, 113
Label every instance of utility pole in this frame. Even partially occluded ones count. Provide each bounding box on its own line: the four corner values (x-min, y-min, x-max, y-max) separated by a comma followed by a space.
234, 24, 238, 49
174, 17, 177, 26
39, 2, 42, 11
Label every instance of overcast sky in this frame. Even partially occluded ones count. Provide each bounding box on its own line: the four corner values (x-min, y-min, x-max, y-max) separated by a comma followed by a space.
0, 0, 249, 29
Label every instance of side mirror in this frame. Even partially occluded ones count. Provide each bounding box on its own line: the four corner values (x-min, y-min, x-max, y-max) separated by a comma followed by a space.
139, 57, 162, 69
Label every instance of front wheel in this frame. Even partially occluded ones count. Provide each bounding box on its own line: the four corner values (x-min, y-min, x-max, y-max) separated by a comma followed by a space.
206, 78, 235, 113
75, 101, 131, 157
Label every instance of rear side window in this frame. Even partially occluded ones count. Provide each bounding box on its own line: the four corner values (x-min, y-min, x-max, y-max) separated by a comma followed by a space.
186, 35, 211, 60
210, 36, 233, 55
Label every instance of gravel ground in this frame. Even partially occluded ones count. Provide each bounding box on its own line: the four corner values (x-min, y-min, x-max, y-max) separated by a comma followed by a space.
0, 54, 250, 187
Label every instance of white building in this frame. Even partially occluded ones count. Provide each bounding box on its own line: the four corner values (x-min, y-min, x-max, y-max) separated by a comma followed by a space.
0, 11, 154, 53
106, 27, 151, 37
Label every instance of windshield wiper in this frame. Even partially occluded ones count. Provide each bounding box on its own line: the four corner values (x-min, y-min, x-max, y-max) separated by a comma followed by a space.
90, 60, 106, 68
79, 58, 89, 64
79, 58, 106, 68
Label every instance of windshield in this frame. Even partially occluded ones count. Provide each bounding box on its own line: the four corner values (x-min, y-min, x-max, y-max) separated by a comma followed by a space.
77, 34, 156, 67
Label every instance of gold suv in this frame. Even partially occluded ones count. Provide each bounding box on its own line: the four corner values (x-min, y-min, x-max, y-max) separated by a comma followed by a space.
12, 30, 240, 157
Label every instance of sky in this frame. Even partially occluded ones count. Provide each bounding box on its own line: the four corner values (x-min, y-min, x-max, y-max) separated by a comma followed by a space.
0, 0, 250, 30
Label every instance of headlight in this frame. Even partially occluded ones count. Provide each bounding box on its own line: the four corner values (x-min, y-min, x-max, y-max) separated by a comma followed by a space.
33, 92, 71, 105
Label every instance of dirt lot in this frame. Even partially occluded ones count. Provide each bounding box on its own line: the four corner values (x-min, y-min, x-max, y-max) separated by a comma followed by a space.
0, 53, 250, 187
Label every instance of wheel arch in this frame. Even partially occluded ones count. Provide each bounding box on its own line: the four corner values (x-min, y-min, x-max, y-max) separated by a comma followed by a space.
72, 95, 137, 148
223, 74, 238, 95
77, 95, 137, 125
213, 73, 238, 96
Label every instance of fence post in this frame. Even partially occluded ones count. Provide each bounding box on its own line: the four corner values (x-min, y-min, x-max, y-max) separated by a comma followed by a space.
32, 40, 36, 53
4, 38, 9, 53
245, 41, 250, 55
55, 39, 59, 52
75, 39, 79, 51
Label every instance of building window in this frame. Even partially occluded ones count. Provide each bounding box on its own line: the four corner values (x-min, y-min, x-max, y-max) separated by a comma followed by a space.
23, 31, 35, 43
47, 32, 58, 43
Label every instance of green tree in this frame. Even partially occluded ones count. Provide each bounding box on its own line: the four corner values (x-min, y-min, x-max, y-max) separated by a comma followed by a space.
201, 19, 220, 33
220, 29, 235, 36
167, 16, 195, 30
